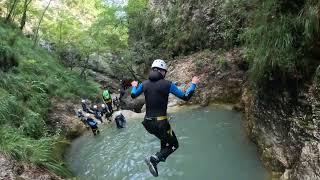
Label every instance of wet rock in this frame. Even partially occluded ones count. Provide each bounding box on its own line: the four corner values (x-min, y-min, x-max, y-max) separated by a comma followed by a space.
290, 141, 320, 180
113, 110, 144, 120
120, 87, 145, 113
86, 69, 120, 92
280, 169, 292, 180
49, 100, 87, 139
0, 154, 15, 180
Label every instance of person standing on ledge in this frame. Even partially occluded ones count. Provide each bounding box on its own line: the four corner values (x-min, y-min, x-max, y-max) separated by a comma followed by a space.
131, 59, 199, 177
102, 87, 113, 114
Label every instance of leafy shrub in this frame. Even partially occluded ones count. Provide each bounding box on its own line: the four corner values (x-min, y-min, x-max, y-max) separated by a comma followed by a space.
0, 128, 71, 176
0, 21, 99, 177
0, 91, 23, 127
243, 0, 320, 88
21, 110, 46, 139
217, 56, 229, 71
195, 60, 205, 72
0, 43, 18, 71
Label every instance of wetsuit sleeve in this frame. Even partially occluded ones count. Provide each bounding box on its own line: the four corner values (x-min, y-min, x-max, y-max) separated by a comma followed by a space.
170, 83, 197, 101
131, 83, 143, 98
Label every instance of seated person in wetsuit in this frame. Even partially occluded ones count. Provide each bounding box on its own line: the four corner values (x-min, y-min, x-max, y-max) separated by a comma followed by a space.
101, 103, 112, 122
113, 97, 120, 111
85, 113, 100, 136
92, 105, 103, 123
81, 99, 93, 114
76, 109, 88, 127
114, 111, 126, 128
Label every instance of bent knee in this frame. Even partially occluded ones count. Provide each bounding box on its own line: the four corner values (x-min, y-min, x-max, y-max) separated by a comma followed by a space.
173, 141, 179, 150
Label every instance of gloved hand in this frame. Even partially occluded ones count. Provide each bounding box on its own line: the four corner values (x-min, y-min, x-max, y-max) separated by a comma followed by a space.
192, 76, 200, 84
131, 80, 138, 87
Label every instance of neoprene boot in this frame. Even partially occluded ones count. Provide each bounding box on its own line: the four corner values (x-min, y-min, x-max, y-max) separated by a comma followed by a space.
145, 155, 159, 177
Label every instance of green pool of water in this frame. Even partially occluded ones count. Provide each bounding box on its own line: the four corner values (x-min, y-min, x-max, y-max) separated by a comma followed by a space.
65, 106, 269, 180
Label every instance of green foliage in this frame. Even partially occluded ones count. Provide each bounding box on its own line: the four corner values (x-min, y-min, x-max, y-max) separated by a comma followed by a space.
297, 0, 320, 48
0, 90, 23, 127
39, 0, 128, 71
0, 43, 18, 72
21, 110, 46, 139
0, 20, 99, 177
243, 0, 320, 88
126, 0, 162, 67
0, 128, 71, 176
195, 60, 205, 72
217, 56, 229, 71
126, 0, 320, 90
194, 50, 212, 72
125, 0, 247, 73
211, 0, 248, 48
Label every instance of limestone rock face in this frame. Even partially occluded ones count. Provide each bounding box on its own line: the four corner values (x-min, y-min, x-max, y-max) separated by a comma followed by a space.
290, 141, 320, 180
120, 87, 145, 113
242, 85, 320, 180
166, 49, 247, 106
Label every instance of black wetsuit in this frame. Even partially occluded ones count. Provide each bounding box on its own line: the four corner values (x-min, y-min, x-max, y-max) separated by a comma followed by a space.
113, 97, 120, 111
115, 113, 126, 128
82, 102, 93, 114
92, 108, 103, 123
76, 111, 88, 126
131, 70, 196, 162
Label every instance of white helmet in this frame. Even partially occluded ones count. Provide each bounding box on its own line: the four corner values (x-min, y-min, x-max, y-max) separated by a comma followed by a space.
151, 59, 167, 71
93, 105, 97, 109
85, 113, 90, 117
77, 109, 82, 112
101, 104, 106, 108
81, 99, 85, 103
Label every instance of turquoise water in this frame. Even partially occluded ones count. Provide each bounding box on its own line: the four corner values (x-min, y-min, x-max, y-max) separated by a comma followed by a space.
65, 106, 269, 180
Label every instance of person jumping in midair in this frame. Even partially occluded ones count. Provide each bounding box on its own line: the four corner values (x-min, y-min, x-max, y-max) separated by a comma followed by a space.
131, 59, 199, 177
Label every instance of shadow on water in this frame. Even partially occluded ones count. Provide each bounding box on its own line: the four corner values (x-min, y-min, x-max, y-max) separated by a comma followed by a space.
65, 106, 270, 180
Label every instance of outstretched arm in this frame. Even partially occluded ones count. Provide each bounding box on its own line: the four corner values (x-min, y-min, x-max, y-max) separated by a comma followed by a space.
131, 81, 143, 98
170, 76, 199, 101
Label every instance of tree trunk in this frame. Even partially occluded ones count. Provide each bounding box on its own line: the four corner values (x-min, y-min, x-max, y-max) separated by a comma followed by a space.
5, 0, 20, 22
33, 0, 52, 46
20, 0, 32, 30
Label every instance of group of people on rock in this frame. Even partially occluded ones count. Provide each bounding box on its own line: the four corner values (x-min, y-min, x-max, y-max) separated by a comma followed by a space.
76, 88, 126, 136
